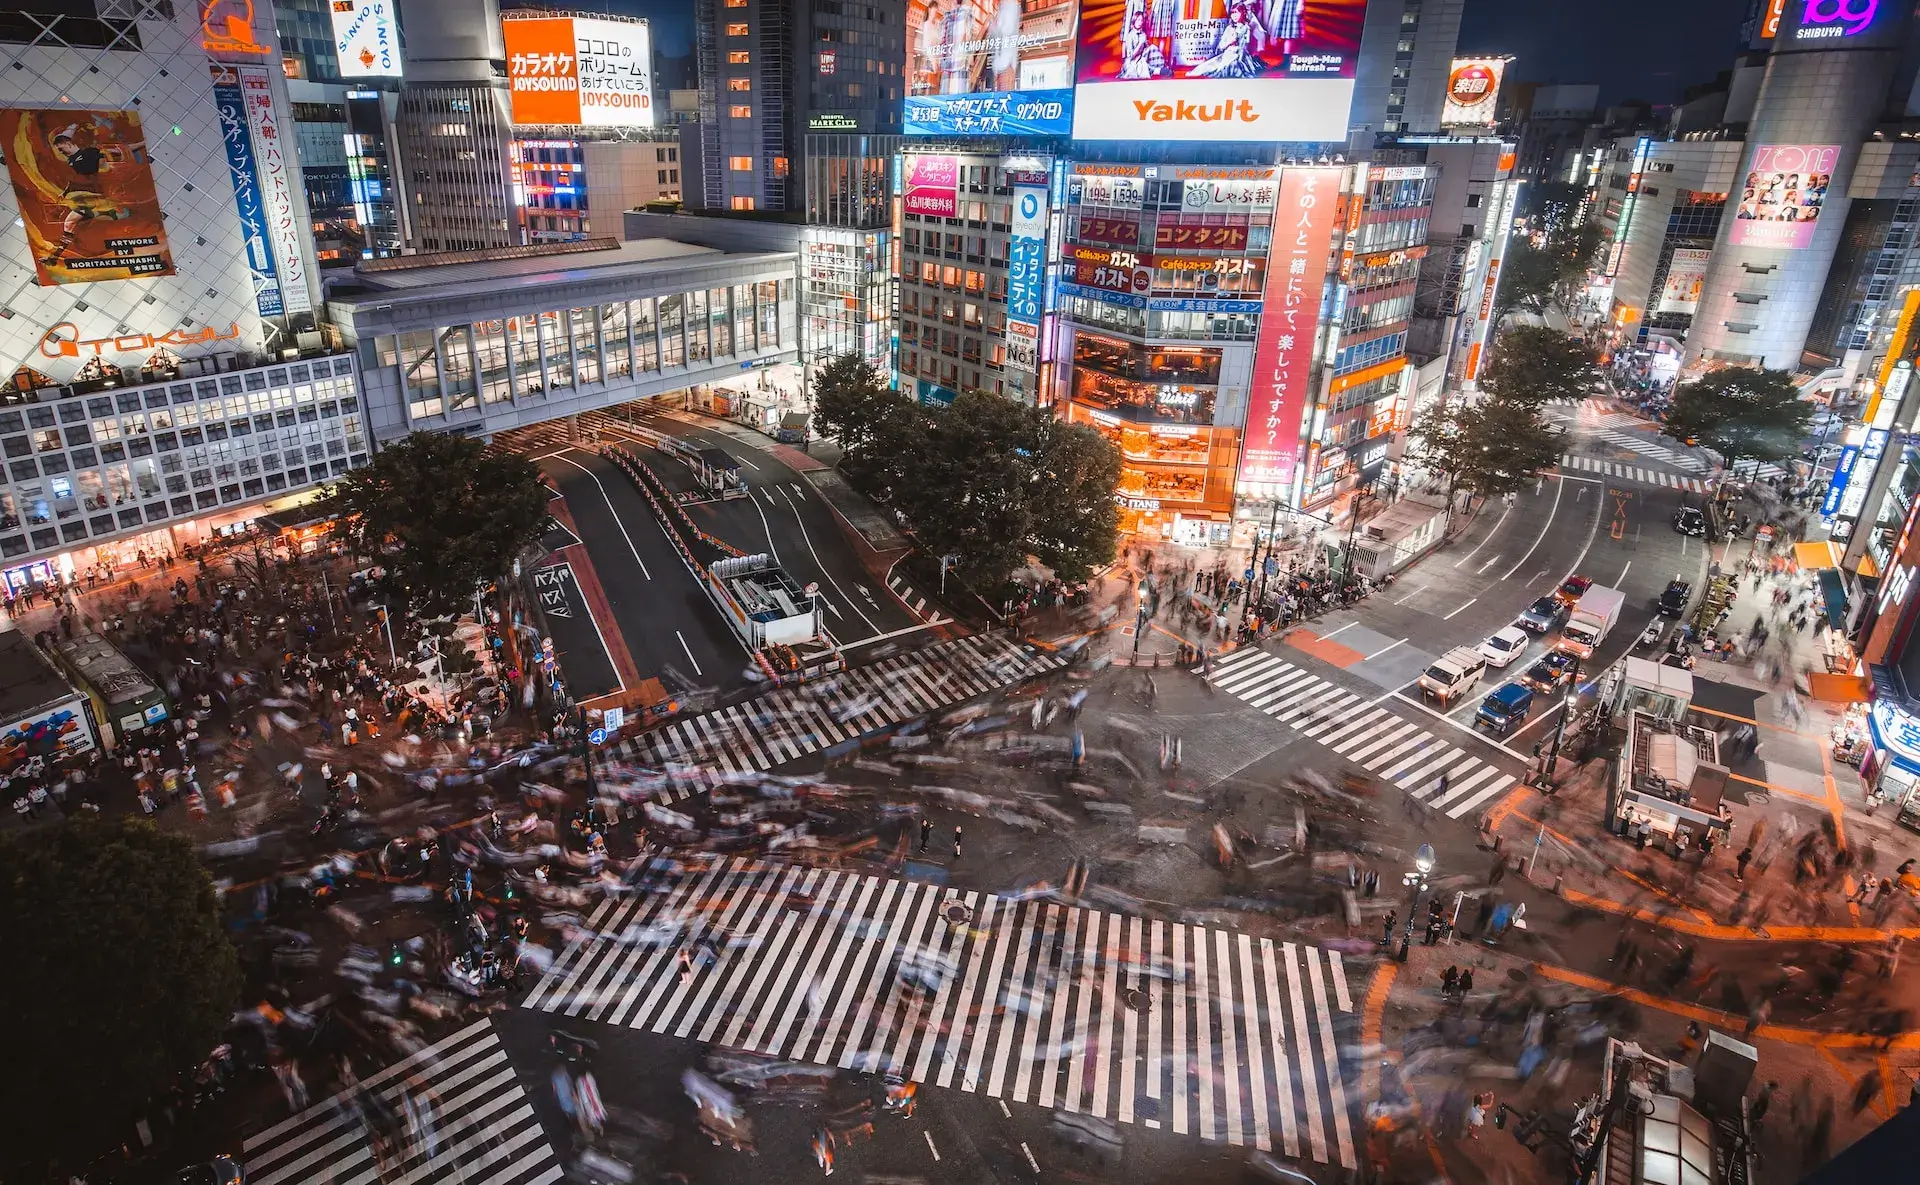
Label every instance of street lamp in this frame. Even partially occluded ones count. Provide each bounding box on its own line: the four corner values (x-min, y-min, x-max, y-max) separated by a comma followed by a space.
1397, 843, 1436, 963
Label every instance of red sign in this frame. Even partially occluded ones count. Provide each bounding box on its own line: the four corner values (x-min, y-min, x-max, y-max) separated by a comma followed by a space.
1078, 216, 1140, 248
1239, 167, 1342, 491
1073, 260, 1150, 294
1153, 222, 1249, 251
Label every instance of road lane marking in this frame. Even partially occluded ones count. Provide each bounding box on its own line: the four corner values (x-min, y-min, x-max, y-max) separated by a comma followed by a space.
1452, 503, 1512, 567
548, 453, 653, 580
1442, 597, 1477, 620
1476, 554, 1502, 573
778, 486, 881, 637
1321, 621, 1358, 640
1364, 638, 1405, 661
675, 630, 703, 676
1500, 474, 1565, 580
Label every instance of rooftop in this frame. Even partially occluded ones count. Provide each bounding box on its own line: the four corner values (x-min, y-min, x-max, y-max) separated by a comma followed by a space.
345, 239, 740, 298
0, 630, 84, 725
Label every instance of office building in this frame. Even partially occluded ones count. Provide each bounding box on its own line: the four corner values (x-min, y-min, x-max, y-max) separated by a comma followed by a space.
1399, 139, 1516, 392
1588, 138, 1746, 347
1348, 0, 1468, 142
395, 0, 521, 251
516, 134, 683, 243
1509, 84, 1601, 185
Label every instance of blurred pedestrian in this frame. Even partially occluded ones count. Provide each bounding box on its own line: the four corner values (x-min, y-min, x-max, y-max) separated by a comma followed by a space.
952, 825, 963, 859
919, 818, 931, 853
1736, 846, 1753, 880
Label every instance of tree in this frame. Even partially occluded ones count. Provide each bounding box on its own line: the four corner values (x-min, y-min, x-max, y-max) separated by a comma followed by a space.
1660, 366, 1813, 473
808, 352, 894, 455
329, 431, 551, 616
1022, 415, 1122, 583
1478, 324, 1599, 406
0, 818, 242, 1173
1496, 218, 1603, 321
1413, 396, 1567, 503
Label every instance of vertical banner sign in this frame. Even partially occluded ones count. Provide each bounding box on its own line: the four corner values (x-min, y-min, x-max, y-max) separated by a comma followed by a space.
237, 67, 313, 314
1240, 167, 1342, 491
210, 65, 284, 317
1006, 175, 1047, 373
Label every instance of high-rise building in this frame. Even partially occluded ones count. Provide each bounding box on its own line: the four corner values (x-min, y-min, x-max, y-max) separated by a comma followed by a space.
1508, 84, 1601, 185
1348, 0, 1467, 141
1686, 2, 1918, 370
0, 0, 359, 591
683, 0, 906, 214
1587, 138, 1746, 347
394, 0, 521, 251
276, 0, 408, 265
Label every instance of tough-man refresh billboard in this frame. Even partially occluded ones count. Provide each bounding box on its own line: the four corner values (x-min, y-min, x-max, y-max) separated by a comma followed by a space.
1071, 0, 1367, 143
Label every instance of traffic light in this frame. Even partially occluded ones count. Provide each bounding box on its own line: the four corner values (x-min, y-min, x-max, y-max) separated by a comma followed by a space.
388, 941, 404, 967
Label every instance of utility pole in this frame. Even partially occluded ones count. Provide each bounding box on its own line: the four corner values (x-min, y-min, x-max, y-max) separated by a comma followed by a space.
1539, 651, 1583, 790
1343, 482, 1375, 585
1252, 499, 1283, 611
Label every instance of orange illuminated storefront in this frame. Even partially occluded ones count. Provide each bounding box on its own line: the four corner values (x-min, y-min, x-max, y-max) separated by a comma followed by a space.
1063, 333, 1238, 542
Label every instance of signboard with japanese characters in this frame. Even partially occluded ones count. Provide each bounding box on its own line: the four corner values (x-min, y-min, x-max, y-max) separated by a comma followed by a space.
1077, 215, 1141, 248
209, 64, 285, 317
237, 66, 313, 315
1005, 179, 1048, 372
1238, 167, 1342, 493
1153, 221, 1249, 252
1180, 176, 1277, 214
505, 15, 654, 128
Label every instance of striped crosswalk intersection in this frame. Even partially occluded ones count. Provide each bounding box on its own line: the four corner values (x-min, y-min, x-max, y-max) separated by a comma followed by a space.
609, 633, 1061, 779
242, 1019, 562, 1185
524, 858, 1362, 1167
1206, 647, 1517, 820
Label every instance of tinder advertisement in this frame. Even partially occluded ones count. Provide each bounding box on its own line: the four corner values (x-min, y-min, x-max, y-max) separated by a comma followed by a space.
1070, 0, 1366, 142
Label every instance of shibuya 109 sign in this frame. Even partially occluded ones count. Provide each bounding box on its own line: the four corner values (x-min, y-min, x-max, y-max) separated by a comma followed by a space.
1239, 167, 1342, 493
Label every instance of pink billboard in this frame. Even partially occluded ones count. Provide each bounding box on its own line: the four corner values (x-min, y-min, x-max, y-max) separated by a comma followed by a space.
1239, 166, 1343, 492
903, 154, 959, 218
1729, 143, 1838, 250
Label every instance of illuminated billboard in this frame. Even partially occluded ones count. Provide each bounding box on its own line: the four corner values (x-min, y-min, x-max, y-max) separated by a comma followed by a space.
904, 0, 1079, 135
505, 16, 654, 128
330, 0, 401, 79
1440, 57, 1504, 128
903, 154, 960, 217
1071, 0, 1366, 142
1240, 167, 1343, 494
1655, 247, 1710, 315
1730, 143, 1837, 250
2, 107, 176, 286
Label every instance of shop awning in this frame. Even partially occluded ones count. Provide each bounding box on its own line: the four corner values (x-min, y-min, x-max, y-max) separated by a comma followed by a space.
1819, 567, 1850, 626
1794, 540, 1844, 570
1858, 552, 1882, 579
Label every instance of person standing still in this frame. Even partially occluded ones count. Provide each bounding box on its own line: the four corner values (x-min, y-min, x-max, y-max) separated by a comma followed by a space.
919, 818, 932, 853
952, 825, 963, 859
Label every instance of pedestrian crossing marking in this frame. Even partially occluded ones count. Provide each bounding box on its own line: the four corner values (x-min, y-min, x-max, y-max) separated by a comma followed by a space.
609, 633, 1059, 790
1558, 453, 1709, 492
241, 1020, 563, 1185
887, 572, 947, 624
1205, 648, 1518, 820
523, 858, 1360, 1166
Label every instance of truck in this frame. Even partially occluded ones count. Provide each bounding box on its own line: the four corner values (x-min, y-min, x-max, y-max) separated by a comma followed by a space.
1557, 584, 1625, 660
1417, 646, 1489, 706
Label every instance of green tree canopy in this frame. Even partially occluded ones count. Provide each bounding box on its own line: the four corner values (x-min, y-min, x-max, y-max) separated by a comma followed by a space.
0, 818, 241, 1173
1478, 324, 1599, 406
1413, 396, 1567, 501
821, 367, 1121, 586
1497, 217, 1603, 320
329, 431, 551, 616
808, 353, 895, 455
1659, 366, 1813, 472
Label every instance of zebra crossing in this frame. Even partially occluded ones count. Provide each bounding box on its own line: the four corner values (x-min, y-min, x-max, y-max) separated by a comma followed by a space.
1206, 647, 1518, 821
523, 858, 1361, 1167
608, 633, 1061, 777
886, 568, 948, 625
242, 1019, 563, 1185
1558, 453, 1709, 492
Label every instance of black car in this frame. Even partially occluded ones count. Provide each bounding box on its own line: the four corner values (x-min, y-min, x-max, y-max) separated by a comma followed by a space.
1517, 596, 1569, 633
1658, 579, 1691, 616
1673, 506, 1707, 537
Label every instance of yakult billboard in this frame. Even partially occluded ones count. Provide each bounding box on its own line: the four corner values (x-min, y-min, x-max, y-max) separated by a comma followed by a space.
1071, 0, 1367, 142
505, 16, 654, 128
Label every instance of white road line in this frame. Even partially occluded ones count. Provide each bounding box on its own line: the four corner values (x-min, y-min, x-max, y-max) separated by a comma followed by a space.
1320, 621, 1359, 640
1452, 502, 1513, 568
548, 453, 653, 580
1442, 597, 1477, 620
924, 1131, 941, 1161
674, 630, 703, 676
779, 486, 881, 637
1390, 690, 1525, 760
1365, 638, 1406, 662
1501, 474, 1565, 580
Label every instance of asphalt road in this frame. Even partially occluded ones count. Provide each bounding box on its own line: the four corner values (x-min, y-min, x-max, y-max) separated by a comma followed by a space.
540, 448, 748, 695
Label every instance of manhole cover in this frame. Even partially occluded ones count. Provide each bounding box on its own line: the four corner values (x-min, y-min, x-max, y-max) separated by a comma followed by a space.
942, 902, 972, 925
1124, 987, 1149, 1012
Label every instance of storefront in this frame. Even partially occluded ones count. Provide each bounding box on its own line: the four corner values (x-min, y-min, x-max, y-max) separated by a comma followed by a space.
1863, 693, 1920, 830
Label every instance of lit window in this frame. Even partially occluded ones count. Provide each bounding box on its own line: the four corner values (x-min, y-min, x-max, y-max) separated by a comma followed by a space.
726, 21, 749, 35
729, 104, 753, 118
728, 78, 752, 92
729, 156, 754, 171
773, 156, 789, 177
731, 196, 756, 210
728, 50, 750, 64
726, 0, 746, 6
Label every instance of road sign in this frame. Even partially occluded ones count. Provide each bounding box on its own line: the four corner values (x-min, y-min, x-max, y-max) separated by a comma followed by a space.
603, 706, 624, 730
588, 727, 608, 746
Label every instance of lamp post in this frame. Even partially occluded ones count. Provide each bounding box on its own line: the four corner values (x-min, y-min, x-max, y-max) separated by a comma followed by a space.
1397, 843, 1436, 963
1343, 480, 1376, 587
1538, 651, 1584, 790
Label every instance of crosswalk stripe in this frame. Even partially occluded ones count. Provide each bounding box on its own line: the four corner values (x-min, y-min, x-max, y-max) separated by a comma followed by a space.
525, 862, 1357, 1165
240, 1021, 562, 1185
1207, 647, 1520, 823
603, 634, 1062, 791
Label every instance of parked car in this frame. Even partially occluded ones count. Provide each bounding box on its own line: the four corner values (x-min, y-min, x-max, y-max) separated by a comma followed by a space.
1657, 579, 1692, 616
1673, 505, 1707, 537
1555, 575, 1593, 604
1479, 626, 1531, 669
1517, 595, 1570, 633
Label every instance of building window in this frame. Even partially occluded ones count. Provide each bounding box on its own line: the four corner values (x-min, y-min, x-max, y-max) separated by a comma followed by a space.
725, 0, 746, 6
773, 156, 789, 177
728, 50, 750, 64
731, 196, 756, 210
726, 22, 749, 35
729, 156, 754, 171
730, 105, 753, 118
728, 78, 752, 92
